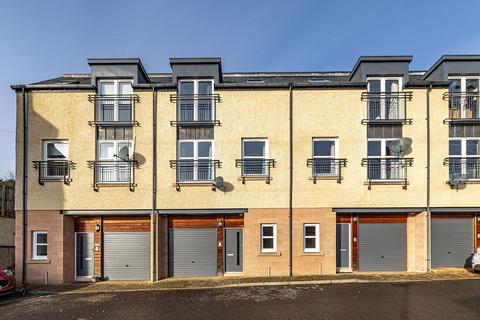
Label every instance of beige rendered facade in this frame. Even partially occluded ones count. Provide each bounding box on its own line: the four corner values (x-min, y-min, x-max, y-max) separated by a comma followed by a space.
12, 55, 480, 284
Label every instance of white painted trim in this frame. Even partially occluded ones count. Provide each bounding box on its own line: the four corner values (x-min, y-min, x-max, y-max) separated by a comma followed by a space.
303, 223, 320, 253
178, 79, 215, 121
32, 231, 48, 260
260, 224, 277, 253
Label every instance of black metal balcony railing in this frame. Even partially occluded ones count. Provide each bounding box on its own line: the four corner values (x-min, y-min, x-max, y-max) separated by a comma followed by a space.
170, 94, 221, 126
443, 157, 480, 181
442, 92, 480, 122
32, 160, 75, 185
88, 94, 140, 126
361, 158, 413, 189
169, 159, 221, 190
235, 159, 276, 183
306, 158, 347, 183
87, 160, 138, 191
360, 92, 413, 124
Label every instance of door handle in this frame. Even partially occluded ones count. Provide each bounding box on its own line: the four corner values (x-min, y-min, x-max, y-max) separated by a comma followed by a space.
227, 253, 234, 256
85, 258, 93, 261
340, 249, 347, 252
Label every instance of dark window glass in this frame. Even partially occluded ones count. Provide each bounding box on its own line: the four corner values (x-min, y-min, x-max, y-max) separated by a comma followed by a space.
305, 238, 316, 249
262, 226, 274, 237
179, 81, 194, 95
466, 140, 480, 155
37, 246, 47, 256
368, 141, 381, 157
244, 141, 266, 157
368, 80, 381, 93
305, 226, 316, 237
262, 238, 274, 249
449, 140, 462, 156
313, 141, 335, 157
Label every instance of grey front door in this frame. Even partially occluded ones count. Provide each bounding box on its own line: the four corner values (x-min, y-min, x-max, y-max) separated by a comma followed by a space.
225, 229, 243, 273
76, 233, 93, 277
432, 218, 473, 268
168, 228, 217, 277
336, 224, 350, 270
358, 223, 407, 272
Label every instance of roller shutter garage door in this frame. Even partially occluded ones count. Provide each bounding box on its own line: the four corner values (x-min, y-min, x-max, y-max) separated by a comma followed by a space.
359, 223, 407, 271
168, 228, 217, 277
432, 218, 473, 268
104, 232, 150, 280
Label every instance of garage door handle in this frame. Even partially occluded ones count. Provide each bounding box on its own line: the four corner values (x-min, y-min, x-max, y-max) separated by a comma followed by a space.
381, 256, 385, 259
125, 265, 129, 267
227, 253, 234, 256
191, 261, 195, 263
447, 251, 451, 254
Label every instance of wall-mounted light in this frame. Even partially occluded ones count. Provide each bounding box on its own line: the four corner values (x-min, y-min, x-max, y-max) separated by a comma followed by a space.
217, 220, 223, 227
352, 216, 358, 222
95, 224, 101, 232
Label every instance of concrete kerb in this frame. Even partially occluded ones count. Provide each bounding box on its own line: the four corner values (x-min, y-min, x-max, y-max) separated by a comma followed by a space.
26, 276, 480, 296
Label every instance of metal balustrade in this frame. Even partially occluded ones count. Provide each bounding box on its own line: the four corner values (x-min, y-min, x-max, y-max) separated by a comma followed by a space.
443, 92, 480, 122
307, 158, 347, 183
361, 158, 413, 189
235, 159, 276, 183
87, 160, 137, 191
32, 160, 74, 185
361, 92, 413, 124
170, 94, 221, 126
443, 157, 480, 180
88, 94, 139, 125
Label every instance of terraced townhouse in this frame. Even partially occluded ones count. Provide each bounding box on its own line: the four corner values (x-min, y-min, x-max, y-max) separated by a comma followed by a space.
11, 55, 480, 284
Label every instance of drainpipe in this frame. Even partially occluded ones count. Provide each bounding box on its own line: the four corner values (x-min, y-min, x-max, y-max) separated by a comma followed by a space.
21, 86, 28, 285
288, 84, 293, 277
151, 87, 158, 281
426, 84, 432, 271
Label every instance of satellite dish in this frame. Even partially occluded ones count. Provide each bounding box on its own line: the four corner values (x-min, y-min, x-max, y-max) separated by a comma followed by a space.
115, 146, 130, 162
448, 173, 467, 189
213, 176, 224, 189
390, 137, 412, 154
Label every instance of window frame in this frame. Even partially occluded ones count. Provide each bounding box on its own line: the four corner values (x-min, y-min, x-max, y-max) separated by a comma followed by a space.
98, 79, 134, 122
367, 138, 403, 180
260, 224, 277, 253
43, 140, 69, 178
241, 138, 269, 177
32, 231, 48, 260
448, 137, 480, 179
448, 76, 480, 119
178, 79, 215, 122
242, 138, 268, 160
303, 223, 320, 253
367, 77, 403, 120
312, 138, 339, 176
177, 139, 215, 182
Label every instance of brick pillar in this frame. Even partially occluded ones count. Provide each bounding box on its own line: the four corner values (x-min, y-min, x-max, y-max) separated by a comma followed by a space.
93, 217, 103, 279
216, 216, 225, 276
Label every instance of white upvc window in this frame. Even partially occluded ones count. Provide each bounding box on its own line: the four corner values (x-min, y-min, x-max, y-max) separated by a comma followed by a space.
367, 77, 403, 120
260, 224, 277, 253
367, 138, 402, 180
43, 140, 69, 178
32, 231, 48, 260
448, 77, 479, 119
178, 79, 214, 122
97, 140, 133, 183
242, 138, 268, 176
303, 224, 320, 253
312, 138, 338, 176
98, 79, 133, 122
177, 139, 214, 181
449, 138, 480, 179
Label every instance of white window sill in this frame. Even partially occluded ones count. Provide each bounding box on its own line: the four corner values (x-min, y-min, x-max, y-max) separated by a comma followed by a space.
258, 252, 281, 256
301, 252, 325, 256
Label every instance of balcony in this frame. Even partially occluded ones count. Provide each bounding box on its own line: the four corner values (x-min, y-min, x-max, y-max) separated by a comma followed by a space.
88, 94, 140, 126
307, 158, 347, 183
361, 157, 413, 189
443, 92, 480, 123
87, 160, 138, 191
170, 94, 221, 126
444, 157, 480, 183
32, 160, 75, 185
235, 159, 276, 184
360, 92, 413, 124
169, 159, 221, 191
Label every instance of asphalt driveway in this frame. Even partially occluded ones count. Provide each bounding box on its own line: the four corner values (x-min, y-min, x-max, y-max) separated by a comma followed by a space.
1, 280, 480, 319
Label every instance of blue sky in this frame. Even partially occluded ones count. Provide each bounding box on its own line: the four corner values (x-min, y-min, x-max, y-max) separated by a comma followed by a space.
1, 0, 480, 177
